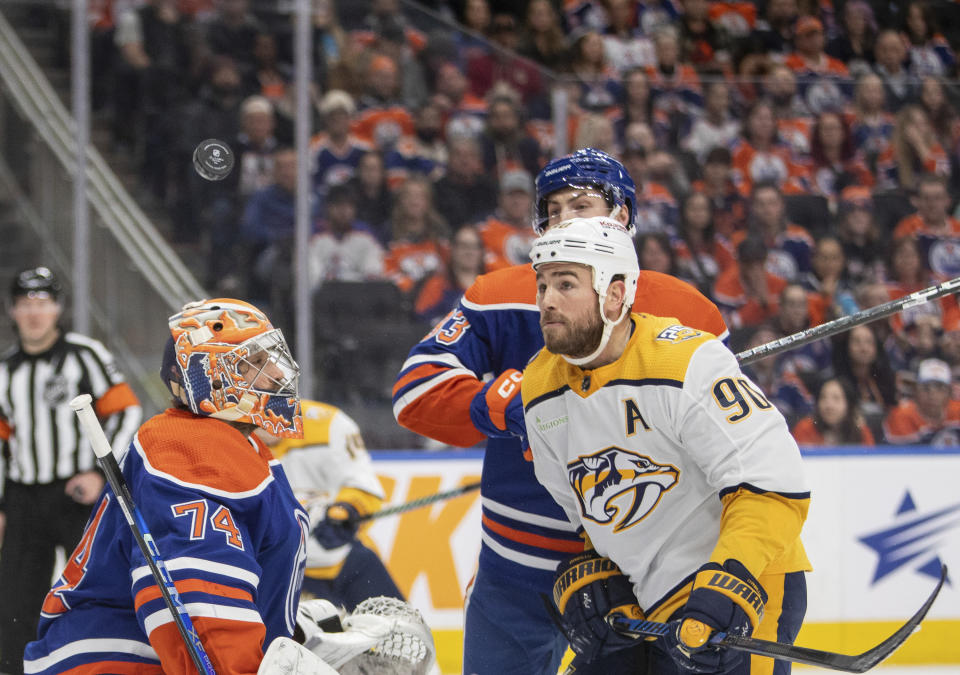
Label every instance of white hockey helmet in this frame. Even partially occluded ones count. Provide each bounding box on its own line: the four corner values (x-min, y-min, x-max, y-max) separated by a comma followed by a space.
530, 216, 639, 366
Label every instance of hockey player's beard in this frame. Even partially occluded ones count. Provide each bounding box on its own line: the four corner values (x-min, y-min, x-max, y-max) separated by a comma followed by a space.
541, 309, 604, 358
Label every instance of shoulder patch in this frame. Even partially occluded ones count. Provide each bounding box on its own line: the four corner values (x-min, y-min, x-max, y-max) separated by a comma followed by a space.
655, 325, 703, 343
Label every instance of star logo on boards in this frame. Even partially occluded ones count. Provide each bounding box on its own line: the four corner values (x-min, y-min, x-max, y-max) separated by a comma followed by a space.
857, 490, 958, 585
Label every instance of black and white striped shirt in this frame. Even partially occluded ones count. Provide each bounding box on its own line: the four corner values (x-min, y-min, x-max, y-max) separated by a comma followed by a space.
0, 332, 142, 502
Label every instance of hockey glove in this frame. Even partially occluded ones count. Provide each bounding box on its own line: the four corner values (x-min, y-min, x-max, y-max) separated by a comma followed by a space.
548, 549, 643, 663
312, 501, 362, 549
663, 559, 767, 674
469, 369, 527, 440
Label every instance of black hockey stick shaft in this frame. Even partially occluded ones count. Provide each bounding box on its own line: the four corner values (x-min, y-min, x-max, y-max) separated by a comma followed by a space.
359, 481, 481, 522
736, 275, 960, 366
607, 564, 946, 673
70, 395, 217, 675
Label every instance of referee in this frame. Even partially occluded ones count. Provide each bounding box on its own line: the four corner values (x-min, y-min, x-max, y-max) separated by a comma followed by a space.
0, 267, 141, 675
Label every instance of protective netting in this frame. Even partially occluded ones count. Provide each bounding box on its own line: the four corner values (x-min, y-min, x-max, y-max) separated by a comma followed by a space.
339, 597, 436, 675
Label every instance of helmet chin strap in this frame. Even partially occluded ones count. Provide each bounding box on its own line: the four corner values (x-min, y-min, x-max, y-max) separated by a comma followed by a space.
560, 293, 630, 367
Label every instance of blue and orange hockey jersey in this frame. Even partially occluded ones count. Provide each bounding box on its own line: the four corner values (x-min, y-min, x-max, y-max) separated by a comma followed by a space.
392, 265, 726, 589
24, 408, 309, 675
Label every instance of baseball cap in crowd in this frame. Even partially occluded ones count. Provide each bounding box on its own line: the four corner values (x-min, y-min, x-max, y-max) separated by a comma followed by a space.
10, 266, 61, 301
918, 358, 952, 386
840, 186, 873, 210
500, 169, 533, 195
796, 16, 824, 35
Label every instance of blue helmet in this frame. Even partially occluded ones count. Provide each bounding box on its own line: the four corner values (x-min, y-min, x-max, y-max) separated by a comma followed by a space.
533, 148, 637, 234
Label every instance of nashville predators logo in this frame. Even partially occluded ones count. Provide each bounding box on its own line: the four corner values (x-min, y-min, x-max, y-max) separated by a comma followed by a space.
568, 447, 679, 532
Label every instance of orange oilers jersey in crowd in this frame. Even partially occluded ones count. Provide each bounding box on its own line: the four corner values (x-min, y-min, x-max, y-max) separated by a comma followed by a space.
713, 264, 788, 329
350, 104, 415, 148
730, 138, 812, 196
791, 416, 875, 445
383, 239, 449, 293
875, 142, 951, 191
475, 216, 536, 271
392, 264, 726, 589
708, 2, 757, 36
893, 215, 960, 282
883, 398, 960, 445
636, 180, 681, 234
885, 280, 960, 333
24, 409, 309, 675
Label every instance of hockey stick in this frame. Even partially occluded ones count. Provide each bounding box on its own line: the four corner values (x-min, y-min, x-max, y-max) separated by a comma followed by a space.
69, 394, 217, 675
358, 481, 481, 522
605, 564, 946, 673
736, 275, 960, 366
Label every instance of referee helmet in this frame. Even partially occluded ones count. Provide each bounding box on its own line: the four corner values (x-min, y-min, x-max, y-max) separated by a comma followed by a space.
10, 266, 62, 301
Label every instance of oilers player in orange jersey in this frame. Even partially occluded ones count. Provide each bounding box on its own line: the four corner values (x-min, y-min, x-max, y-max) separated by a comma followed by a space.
393, 148, 728, 674
22, 299, 341, 674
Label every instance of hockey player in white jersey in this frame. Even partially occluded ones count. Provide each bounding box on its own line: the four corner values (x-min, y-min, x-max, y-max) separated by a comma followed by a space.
521, 217, 811, 674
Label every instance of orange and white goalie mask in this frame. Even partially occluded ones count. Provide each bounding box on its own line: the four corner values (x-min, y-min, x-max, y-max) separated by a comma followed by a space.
160, 298, 303, 438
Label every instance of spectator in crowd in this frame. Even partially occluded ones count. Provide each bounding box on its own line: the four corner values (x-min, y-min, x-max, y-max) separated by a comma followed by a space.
730, 99, 810, 196
763, 64, 812, 157
203, 0, 263, 73
878, 105, 952, 192
849, 71, 894, 169
568, 27, 622, 111
832, 324, 898, 439
433, 136, 499, 229
352, 55, 415, 151
311, 0, 350, 92
772, 282, 834, 377
475, 169, 536, 271
889, 314, 948, 384
636, 231, 678, 275
671, 190, 736, 294
465, 13, 544, 105
793, 377, 876, 445
884, 234, 960, 337
739, 323, 815, 425
619, 143, 681, 234
681, 79, 740, 163
385, 101, 449, 187
826, 0, 877, 77
645, 24, 704, 141
612, 67, 668, 148
785, 15, 851, 114
802, 235, 857, 324
478, 93, 543, 179
517, 0, 569, 72
311, 89, 371, 192
245, 32, 293, 137
308, 183, 385, 289
714, 236, 788, 329
873, 29, 915, 112
692, 146, 748, 236
602, 0, 656, 75
751, 0, 801, 55
347, 151, 393, 244
808, 111, 874, 208
374, 15, 430, 111
234, 96, 280, 198
902, 0, 956, 78
678, 0, 733, 72
456, 0, 493, 63
836, 187, 884, 285
738, 182, 815, 281
917, 76, 960, 151
240, 147, 318, 304
384, 176, 449, 293
434, 61, 487, 140
884, 358, 960, 444
573, 112, 619, 155
893, 174, 960, 280
414, 224, 485, 325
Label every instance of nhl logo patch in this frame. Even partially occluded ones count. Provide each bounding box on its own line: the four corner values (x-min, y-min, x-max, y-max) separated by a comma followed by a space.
43, 374, 69, 405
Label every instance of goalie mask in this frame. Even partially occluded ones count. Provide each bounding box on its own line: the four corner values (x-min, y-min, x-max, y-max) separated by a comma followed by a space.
530, 216, 639, 366
161, 298, 302, 438
533, 148, 637, 235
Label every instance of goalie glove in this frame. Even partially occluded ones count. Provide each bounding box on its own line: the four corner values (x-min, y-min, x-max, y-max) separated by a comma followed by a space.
313, 501, 362, 549
469, 369, 527, 440
258, 637, 339, 675
662, 559, 767, 674
548, 549, 643, 663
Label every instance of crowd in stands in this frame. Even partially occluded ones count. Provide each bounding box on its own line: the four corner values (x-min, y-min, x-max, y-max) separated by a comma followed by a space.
60, 0, 960, 445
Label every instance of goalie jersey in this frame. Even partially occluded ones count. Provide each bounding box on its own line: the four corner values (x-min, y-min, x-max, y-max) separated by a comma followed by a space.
393, 264, 727, 589
522, 314, 811, 620
24, 408, 309, 675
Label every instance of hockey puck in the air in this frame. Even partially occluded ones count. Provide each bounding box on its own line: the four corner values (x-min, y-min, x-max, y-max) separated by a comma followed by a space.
193, 139, 235, 181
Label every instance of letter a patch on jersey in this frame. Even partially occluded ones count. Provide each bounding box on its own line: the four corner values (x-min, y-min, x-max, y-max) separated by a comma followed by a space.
567, 447, 679, 532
